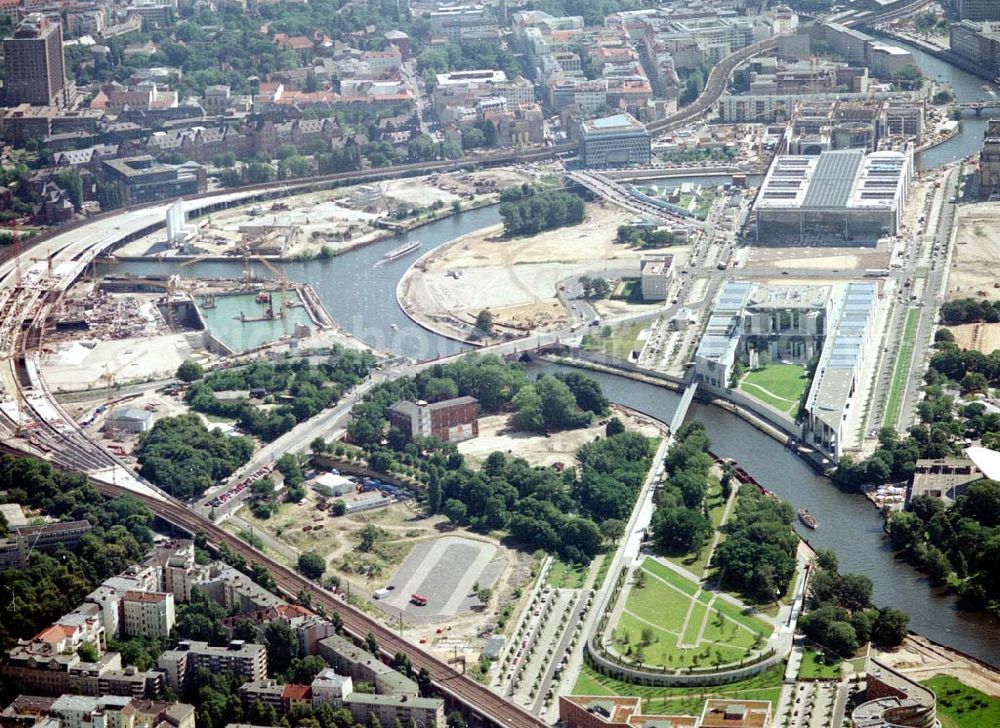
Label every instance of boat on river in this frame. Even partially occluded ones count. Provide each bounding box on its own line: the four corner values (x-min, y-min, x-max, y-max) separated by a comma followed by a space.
798, 508, 819, 529
383, 240, 421, 261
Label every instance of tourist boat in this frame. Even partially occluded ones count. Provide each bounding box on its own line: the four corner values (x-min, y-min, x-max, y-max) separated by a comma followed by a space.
383, 240, 422, 261
798, 508, 819, 529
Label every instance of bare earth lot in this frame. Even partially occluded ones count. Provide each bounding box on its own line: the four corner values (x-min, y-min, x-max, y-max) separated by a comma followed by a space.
949, 203, 1000, 301
399, 202, 675, 337
459, 409, 661, 470
946, 322, 1000, 353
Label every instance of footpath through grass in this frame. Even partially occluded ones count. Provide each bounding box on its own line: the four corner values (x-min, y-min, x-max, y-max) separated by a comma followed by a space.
739, 364, 808, 417
921, 675, 1000, 728
614, 558, 771, 670
573, 663, 785, 716
884, 307, 919, 429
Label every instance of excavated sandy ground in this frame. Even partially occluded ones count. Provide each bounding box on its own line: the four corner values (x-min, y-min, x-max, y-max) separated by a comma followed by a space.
458, 408, 661, 470
949, 203, 1000, 301
875, 635, 1000, 699
946, 322, 1000, 353
400, 202, 678, 335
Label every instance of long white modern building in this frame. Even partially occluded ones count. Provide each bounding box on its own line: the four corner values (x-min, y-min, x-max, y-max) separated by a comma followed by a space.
801, 281, 879, 460
754, 148, 911, 246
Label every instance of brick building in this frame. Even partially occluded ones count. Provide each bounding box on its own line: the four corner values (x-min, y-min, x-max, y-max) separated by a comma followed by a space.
388, 396, 479, 443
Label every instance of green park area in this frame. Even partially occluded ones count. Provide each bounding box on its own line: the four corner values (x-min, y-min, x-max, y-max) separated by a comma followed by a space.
739, 363, 809, 417
547, 555, 590, 589
797, 648, 842, 680
581, 321, 648, 359
573, 663, 784, 716
922, 676, 1000, 728
884, 307, 920, 429
611, 558, 772, 670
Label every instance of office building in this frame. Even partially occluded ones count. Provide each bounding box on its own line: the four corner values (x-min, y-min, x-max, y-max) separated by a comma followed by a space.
801, 281, 879, 459
578, 113, 651, 168
955, 0, 1000, 22
101, 156, 205, 204
157, 641, 267, 691
122, 591, 175, 639
980, 119, 1000, 194
316, 634, 417, 696
559, 695, 699, 728
388, 396, 479, 443
2, 15, 67, 107
0, 520, 92, 569
950, 21, 1000, 77
693, 281, 833, 388
640, 255, 674, 302
754, 148, 911, 246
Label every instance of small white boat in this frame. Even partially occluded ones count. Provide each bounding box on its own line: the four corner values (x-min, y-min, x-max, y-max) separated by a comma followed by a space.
383, 240, 422, 261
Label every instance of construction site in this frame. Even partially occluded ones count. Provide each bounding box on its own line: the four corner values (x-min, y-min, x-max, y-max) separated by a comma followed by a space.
110, 169, 534, 261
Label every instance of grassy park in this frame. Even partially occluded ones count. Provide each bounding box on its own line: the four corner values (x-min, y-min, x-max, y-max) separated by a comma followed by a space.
884, 307, 920, 429
611, 558, 772, 670
739, 363, 809, 416
573, 663, 785, 716
547, 555, 590, 589
921, 676, 1000, 728
797, 648, 843, 680
581, 321, 648, 359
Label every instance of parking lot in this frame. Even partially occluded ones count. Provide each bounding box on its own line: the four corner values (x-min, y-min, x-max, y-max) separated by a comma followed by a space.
378, 535, 504, 621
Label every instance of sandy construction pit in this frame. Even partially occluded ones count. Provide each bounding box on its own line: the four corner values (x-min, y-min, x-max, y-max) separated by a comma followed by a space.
945, 322, 1000, 353
949, 203, 1000, 301
747, 244, 891, 271
399, 202, 674, 337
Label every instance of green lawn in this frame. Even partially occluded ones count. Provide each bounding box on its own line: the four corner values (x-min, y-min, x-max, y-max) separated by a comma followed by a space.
611, 278, 643, 302
922, 676, 1000, 728
798, 648, 842, 680
884, 307, 920, 430
613, 559, 771, 669
739, 364, 809, 416
581, 321, 649, 359
573, 663, 785, 716
548, 556, 590, 589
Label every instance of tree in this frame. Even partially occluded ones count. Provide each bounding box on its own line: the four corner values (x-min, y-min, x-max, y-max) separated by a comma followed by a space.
365, 631, 379, 654
77, 641, 99, 662
297, 551, 326, 580
176, 359, 205, 382
600, 518, 625, 543
606, 417, 625, 437
443, 498, 468, 525
264, 620, 301, 676
331, 499, 347, 516
651, 506, 711, 555
825, 621, 859, 656
359, 524, 382, 552
475, 309, 494, 336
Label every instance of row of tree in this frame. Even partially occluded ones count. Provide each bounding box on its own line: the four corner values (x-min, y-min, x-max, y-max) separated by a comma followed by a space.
649, 423, 717, 557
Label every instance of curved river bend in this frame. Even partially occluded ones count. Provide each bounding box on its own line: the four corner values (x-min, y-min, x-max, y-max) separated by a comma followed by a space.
105, 47, 1000, 664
